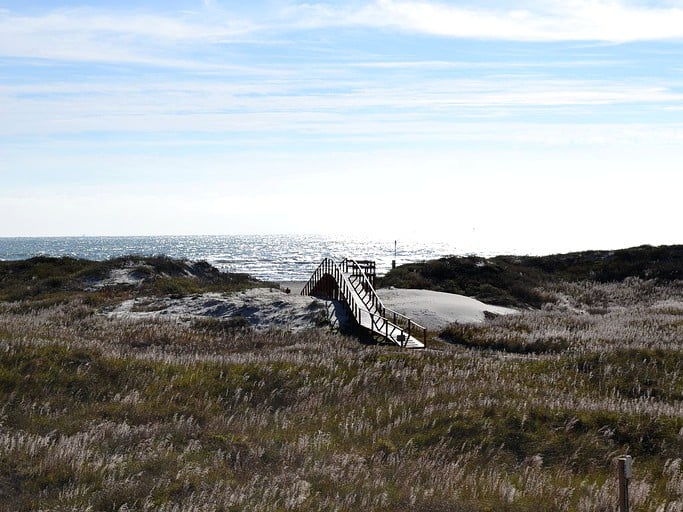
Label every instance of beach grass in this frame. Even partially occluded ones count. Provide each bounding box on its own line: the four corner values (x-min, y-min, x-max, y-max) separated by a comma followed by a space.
0, 272, 681, 511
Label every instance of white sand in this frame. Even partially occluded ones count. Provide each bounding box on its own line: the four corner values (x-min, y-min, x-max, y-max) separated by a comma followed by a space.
108, 288, 337, 332
378, 288, 516, 330
104, 269, 515, 332
279, 282, 516, 329
87, 268, 146, 289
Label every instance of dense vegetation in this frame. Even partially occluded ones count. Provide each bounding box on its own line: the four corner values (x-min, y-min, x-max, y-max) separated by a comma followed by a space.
0, 255, 267, 303
379, 244, 683, 307
0, 274, 680, 509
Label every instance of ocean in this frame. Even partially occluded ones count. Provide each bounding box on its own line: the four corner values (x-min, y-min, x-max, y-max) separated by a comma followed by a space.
0, 235, 462, 281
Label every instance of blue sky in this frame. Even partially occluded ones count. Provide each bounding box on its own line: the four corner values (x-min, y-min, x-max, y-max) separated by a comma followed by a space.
1, 0, 682, 254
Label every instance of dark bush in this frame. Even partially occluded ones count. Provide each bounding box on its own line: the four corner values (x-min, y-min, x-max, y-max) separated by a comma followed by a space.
379, 244, 683, 308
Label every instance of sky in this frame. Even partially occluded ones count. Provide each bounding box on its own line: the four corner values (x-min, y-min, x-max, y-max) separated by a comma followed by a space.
1, 0, 682, 254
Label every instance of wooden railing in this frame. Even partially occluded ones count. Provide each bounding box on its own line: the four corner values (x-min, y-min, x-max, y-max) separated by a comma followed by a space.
302, 258, 427, 347
341, 258, 383, 315
342, 258, 427, 346
301, 258, 364, 321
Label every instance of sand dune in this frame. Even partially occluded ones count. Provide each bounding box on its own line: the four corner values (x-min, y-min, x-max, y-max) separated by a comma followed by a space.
107, 282, 514, 333
108, 288, 336, 332
378, 288, 516, 330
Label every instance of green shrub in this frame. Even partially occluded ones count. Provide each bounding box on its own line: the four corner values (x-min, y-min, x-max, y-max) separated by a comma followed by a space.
0, 255, 267, 302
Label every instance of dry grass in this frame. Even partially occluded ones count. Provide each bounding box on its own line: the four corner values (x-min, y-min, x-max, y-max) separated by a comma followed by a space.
0, 278, 681, 511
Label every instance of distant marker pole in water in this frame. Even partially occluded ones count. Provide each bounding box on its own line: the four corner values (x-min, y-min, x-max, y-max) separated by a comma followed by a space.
392, 240, 397, 269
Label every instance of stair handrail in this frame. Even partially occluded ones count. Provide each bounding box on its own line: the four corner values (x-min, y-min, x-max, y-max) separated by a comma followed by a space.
303, 257, 427, 347
301, 257, 333, 296
341, 258, 385, 313
301, 258, 365, 325
342, 258, 427, 344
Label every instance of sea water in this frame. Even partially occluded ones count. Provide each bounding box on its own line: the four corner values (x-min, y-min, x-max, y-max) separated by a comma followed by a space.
0, 235, 462, 281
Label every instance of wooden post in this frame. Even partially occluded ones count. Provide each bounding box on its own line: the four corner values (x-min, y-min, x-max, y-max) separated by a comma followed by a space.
618, 455, 632, 512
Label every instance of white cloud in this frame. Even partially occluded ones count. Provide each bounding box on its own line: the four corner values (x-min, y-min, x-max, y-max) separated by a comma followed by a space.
3, 0, 683, 70
0, 7, 256, 65
1, 75, 680, 140
292, 0, 683, 42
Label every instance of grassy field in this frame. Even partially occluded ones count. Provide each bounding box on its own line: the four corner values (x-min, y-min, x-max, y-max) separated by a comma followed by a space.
0, 256, 681, 511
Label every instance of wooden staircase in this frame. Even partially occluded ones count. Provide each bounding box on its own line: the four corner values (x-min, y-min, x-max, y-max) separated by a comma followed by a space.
302, 258, 426, 348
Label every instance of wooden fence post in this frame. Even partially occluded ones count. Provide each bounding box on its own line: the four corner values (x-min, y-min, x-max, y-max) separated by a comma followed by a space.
617, 455, 632, 512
